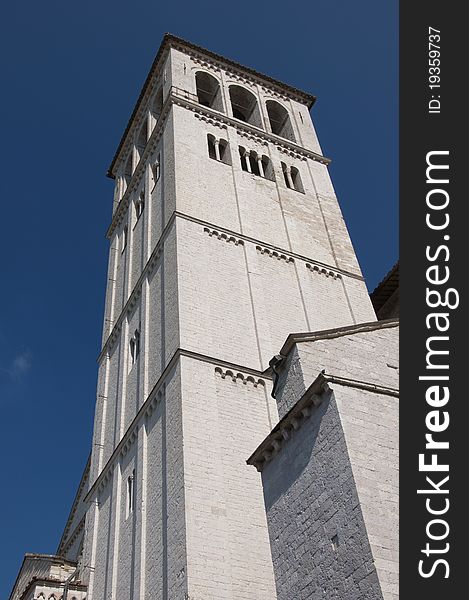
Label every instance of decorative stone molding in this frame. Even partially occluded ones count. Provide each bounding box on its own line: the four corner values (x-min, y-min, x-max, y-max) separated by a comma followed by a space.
60, 516, 86, 556
255, 245, 294, 263
146, 389, 164, 418
120, 428, 138, 458
305, 263, 341, 279
191, 55, 221, 73
147, 246, 163, 276
97, 465, 115, 495
194, 112, 227, 129
203, 227, 244, 246
237, 128, 268, 146
277, 144, 309, 162
126, 286, 142, 317
215, 366, 265, 388
247, 374, 330, 472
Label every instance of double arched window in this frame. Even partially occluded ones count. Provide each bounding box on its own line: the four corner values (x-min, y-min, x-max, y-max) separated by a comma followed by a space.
281, 162, 304, 193
207, 134, 231, 164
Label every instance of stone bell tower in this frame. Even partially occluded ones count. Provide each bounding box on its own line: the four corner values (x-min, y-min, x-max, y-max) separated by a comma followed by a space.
81, 34, 376, 599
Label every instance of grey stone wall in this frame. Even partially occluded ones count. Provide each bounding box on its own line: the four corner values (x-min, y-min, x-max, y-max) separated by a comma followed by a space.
261, 391, 384, 600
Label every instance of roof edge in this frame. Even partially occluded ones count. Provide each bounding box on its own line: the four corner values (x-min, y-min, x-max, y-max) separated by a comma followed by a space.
279, 318, 399, 358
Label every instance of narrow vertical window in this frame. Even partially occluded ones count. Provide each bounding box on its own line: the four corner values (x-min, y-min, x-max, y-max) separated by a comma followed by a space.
151, 154, 161, 188
122, 225, 128, 252
129, 328, 140, 371
207, 134, 217, 160
261, 156, 275, 182
134, 329, 140, 360
127, 469, 135, 517
290, 166, 304, 193
135, 190, 145, 220
218, 139, 231, 165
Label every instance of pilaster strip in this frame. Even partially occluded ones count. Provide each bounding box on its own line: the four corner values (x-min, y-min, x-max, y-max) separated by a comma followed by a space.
99, 211, 365, 360
85, 348, 272, 502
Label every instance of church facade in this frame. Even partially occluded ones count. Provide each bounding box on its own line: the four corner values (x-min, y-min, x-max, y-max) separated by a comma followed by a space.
9, 35, 398, 600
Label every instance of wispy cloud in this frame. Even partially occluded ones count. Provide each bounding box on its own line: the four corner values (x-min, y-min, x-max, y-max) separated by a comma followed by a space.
7, 351, 32, 381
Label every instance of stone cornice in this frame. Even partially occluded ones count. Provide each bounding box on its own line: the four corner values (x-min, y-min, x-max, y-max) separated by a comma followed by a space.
85, 348, 271, 503
247, 372, 330, 471
170, 92, 329, 164
107, 33, 317, 177
247, 370, 399, 471
99, 211, 365, 361
279, 318, 399, 358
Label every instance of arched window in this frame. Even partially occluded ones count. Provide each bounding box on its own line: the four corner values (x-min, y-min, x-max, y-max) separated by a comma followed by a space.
261, 156, 275, 181
207, 134, 217, 160
229, 86, 263, 128
126, 469, 135, 517
135, 190, 145, 220
136, 121, 148, 157
124, 153, 133, 186
218, 139, 231, 165
239, 147, 275, 181
266, 100, 296, 142
122, 225, 128, 252
195, 72, 223, 112
129, 328, 140, 369
151, 153, 161, 188
151, 87, 163, 123
207, 135, 231, 165
290, 166, 304, 193
281, 162, 304, 193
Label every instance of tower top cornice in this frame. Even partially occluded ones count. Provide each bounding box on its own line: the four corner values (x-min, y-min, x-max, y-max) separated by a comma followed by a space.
107, 33, 317, 178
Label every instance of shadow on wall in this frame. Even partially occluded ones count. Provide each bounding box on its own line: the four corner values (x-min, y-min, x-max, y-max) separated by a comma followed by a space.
262, 392, 331, 511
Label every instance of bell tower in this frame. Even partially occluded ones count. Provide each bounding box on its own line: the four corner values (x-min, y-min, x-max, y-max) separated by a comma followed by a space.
82, 34, 376, 599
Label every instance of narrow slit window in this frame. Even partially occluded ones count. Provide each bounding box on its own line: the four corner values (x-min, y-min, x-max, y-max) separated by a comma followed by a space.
135, 190, 145, 220
151, 154, 161, 188
122, 225, 128, 252
127, 469, 135, 517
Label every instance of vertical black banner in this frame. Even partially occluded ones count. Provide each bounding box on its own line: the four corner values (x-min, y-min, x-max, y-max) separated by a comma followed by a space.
400, 2, 466, 597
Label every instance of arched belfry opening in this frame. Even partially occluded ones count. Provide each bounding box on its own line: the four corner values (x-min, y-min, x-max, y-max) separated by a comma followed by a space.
151, 87, 164, 123
124, 153, 133, 185
229, 85, 263, 129
266, 100, 296, 142
195, 72, 224, 112
136, 120, 148, 157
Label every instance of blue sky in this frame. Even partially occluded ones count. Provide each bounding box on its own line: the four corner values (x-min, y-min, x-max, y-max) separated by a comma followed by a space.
0, 1, 397, 595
